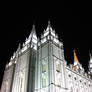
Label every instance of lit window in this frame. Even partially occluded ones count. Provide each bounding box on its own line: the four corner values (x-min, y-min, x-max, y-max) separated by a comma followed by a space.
42, 75, 46, 87
56, 62, 60, 72
42, 64, 46, 73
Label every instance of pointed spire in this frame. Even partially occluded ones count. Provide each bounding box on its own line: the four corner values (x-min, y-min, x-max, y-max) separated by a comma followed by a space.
72, 50, 81, 71
29, 24, 36, 39
31, 24, 37, 40
89, 50, 92, 75
32, 24, 35, 31
89, 50, 92, 59
48, 20, 51, 27
73, 50, 79, 66
89, 50, 92, 63
73, 50, 78, 62
31, 24, 36, 36
23, 42, 25, 47
46, 20, 53, 32
18, 43, 21, 50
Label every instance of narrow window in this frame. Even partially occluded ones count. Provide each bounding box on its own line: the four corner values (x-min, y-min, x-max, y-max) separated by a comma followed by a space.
56, 61, 60, 72
42, 75, 46, 87
42, 64, 46, 73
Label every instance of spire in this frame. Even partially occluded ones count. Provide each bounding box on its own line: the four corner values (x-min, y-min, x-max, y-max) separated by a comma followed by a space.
32, 24, 35, 31
28, 24, 37, 39
72, 50, 81, 71
89, 50, 92, 63
46, 20, 53, 32
30, 24, 36, 36
18, 43, 21, 50
73, 50, 79, 63
89, 50, 92, 60
48, 20, 51, 28
89, 50, 92, 75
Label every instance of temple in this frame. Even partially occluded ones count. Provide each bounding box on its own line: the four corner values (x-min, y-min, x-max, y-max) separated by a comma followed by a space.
0, 21, 92, 92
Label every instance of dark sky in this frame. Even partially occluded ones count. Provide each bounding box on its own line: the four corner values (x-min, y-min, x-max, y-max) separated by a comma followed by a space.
0, 1, 92, 88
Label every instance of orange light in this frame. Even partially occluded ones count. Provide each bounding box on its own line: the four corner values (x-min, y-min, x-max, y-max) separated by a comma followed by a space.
73, 50, 78, 62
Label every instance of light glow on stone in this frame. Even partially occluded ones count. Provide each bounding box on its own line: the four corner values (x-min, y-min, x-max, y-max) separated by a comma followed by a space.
25, 39, 30, 45
9, 61, 12, 66
41, 38, 46, 43
74, 61, 78, 66
46, 27, 53, 32
90, 59, 92, 63
33, 34, 37, 40
44, 31, 49, 37
21, 45, 27, 52
54, 38, 59, 44
32, 38, 37, 44
90, 64, 92, 68
51, 31, 55, 37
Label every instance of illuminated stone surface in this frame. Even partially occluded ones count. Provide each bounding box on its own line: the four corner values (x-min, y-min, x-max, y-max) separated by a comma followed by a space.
0, 21, 92, 92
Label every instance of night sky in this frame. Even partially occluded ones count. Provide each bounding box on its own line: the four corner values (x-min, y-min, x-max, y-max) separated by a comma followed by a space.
0, 1, 92, 88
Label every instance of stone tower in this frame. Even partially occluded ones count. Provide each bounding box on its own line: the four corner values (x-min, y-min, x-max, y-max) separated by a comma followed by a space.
1, 21, 92, 92
34, 21, 66, 92
11, 25, 37, 92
